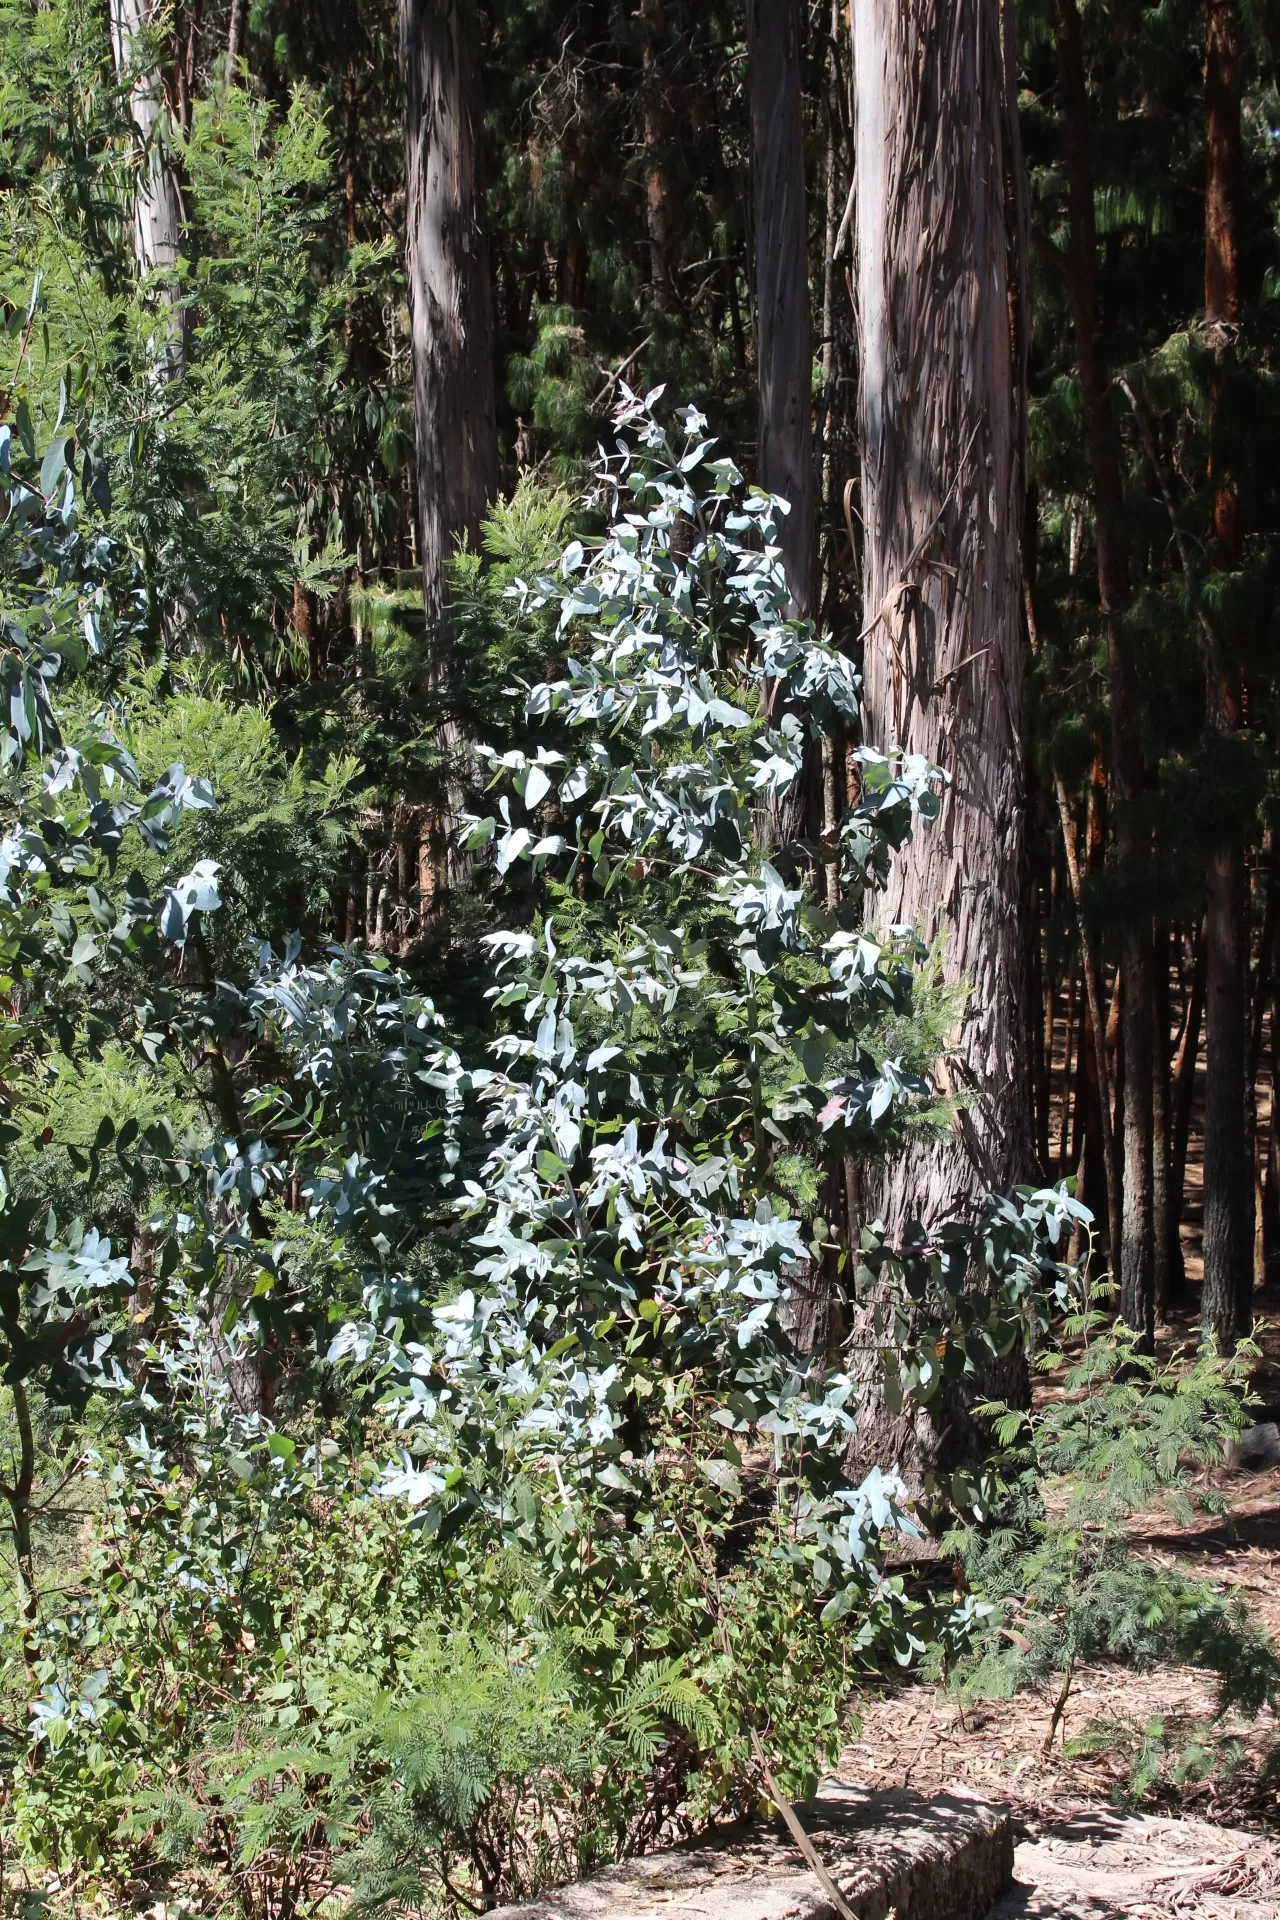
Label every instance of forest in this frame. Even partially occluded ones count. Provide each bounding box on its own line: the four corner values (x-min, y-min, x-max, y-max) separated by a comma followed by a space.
2, 0, 1280, 1911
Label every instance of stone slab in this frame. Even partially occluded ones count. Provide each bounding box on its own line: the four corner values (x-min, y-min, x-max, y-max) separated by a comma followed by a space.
489, 1779, 1013, 1920
987, 1806, 1280, 1919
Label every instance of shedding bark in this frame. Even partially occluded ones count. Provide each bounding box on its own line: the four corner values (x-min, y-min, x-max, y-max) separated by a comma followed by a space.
844, 0, 1031, 1483
400, 0, 499, 624
109, 0, 186, 373
851, 0, 1032, 1235
1052, 0, 1153, 1344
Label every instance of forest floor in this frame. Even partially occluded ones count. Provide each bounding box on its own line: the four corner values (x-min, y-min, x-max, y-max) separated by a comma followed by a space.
834, 1248, 1280, 1917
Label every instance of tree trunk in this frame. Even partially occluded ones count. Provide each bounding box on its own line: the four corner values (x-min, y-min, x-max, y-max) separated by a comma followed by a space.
1203, 841, 1251, 1341
1266, 983, 1280, 1274
109, 0, 186, 374
1205, 0, 1242, 331
1055, 772, 1122, 1266
225, 0, 245, 84
1200, 0, 1252, 1348
400, 0, 498, 624
1250, 850, 1278, 1285
1053, 0, 1153, 1345
1058, 968, 1078, 1176
851, 0, 1031, 1235
3, 1380, 38, 1672
1035, 884, 1053, 1173
749, 0, 818, 620
1170, 925, 1206, 1299
640, 0, 678, 314
1153, 923, 1173, 1323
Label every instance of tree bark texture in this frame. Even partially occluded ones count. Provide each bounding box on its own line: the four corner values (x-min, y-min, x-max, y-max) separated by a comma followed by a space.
851, 0, 1032, 1236
1199, 0, 1252, 1345
1053, 0, 1153, 1343
401, 0, 499, 623
748, 0, 818, 621
1152, 924, 1173, 1321
109, 0, 186, 372
225, 0, 245, 85
1169, 925, 1206, 1297
640, 0, 678, 314
1202, 841, 1252, 1341
1205, 0, 1243, 329
1055, 772, 1122, 1266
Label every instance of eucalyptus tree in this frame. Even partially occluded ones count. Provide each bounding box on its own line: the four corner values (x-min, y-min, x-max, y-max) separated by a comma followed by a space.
1050, 0, 1153, 1346
333, 392, 1082, 1658
400, 0, 498, 622
108, 0, 186, 373
747, 0, 817, 626
848, 0, 1032, 1237
1200, 0, 1252, 1347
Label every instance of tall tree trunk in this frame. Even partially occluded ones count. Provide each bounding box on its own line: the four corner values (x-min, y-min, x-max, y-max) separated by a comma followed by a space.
640, 0, 678, 314
844, 0, 1030, 1487
225, 0, 245, 84
1205, 0, 1243, 331
1200, 0, 1252, 1347
1267, 982, 1280, 1274
1053, 0, 1153, 1345
1153, 923, 1173, 1322
851, 0, 1031, 1234
401, 0, 498, 624
1203, 844, 1251, 1340
1055, 772, 1122, 1265
1170, 925, 1206, 1299
109, 0, 186, 373
1250, 849, 1277, 1285
749, 0, 818, 620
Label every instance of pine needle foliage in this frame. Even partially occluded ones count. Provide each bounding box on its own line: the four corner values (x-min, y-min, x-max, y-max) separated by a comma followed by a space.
939, 1259, 1280, 1779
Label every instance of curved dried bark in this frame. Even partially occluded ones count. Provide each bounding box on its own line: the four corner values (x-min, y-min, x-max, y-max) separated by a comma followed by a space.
851, 0, 1032, 1239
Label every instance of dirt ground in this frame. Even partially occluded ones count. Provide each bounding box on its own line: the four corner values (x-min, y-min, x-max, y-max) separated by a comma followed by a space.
830, 1263, 1280, 1915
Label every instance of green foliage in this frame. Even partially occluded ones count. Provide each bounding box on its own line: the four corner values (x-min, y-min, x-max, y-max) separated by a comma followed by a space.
3, 0, 1280, 1900
938, 1264, 1280, 1787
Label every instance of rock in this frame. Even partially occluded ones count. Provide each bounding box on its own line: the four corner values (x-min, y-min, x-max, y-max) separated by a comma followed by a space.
487, 1780, 1012, 1920
1223, 1420, 1280, 1470
987, 1805, 1280, 1918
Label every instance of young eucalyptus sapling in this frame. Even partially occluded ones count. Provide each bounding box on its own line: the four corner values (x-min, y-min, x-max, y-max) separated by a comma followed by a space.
328, 392, 1085, 1785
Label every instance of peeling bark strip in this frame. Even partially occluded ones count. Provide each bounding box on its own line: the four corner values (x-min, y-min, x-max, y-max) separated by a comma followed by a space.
851, 0, 1031, 1233
400, 0, 498, 623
